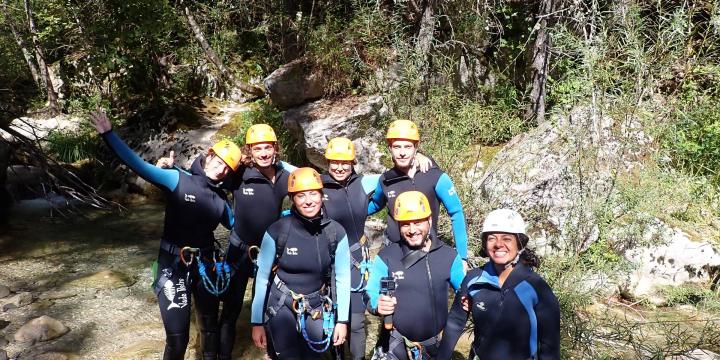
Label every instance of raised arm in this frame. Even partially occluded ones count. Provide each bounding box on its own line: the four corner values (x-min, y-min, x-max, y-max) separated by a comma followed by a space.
435, 173, 468, 260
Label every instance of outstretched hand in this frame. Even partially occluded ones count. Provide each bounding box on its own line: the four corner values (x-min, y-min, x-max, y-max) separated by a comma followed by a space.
89, 108, 112, 134
156, 150, 176, 169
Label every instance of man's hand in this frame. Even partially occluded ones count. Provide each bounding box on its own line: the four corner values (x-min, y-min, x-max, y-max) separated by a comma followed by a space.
156, 150, 176, 169
413, 153, 432, 173
377, 295, 396, 315
252, 325, 266, 349
89, 108, 112, 134
332, 323, 347, 346
463, 260, 469, 273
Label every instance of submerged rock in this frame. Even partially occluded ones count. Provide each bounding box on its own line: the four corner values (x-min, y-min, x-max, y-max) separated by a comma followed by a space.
13, 315, 69, 344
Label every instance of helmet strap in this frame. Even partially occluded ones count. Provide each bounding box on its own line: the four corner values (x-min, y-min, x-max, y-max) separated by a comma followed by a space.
504, 233, 526, 269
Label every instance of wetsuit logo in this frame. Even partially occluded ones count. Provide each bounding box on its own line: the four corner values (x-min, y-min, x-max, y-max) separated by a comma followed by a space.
448, 186, 456, 196
286, 247, 298, 255
184, 194, 196, 203
163, 278, 189, 310
322, 194, 329, 201
391, 271, 404, 280
476, 301, 486, 311
242, 188, 254, 196
387, 191, 396, 198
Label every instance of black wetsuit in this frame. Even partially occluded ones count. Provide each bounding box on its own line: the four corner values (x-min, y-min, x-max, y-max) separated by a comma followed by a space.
190, 156, 293, 360
368, 165, 469, 260
365, 235, 465, 360
321, 172, 380, 360
251, 209, 352, 360
102, 131, 233, 360
437, 263, 561, 360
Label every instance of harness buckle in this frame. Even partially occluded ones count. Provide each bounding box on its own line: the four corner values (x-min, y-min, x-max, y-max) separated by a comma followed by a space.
179, 246, 200, 266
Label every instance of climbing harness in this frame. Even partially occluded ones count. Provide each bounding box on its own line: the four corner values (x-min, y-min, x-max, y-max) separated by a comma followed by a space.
179, 246, 232, 296
388, 329, 437, 360
350, 235, 372, 292
295, 293, 336, 353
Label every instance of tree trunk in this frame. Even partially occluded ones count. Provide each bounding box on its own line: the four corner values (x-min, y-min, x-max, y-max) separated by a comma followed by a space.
413, 0, 436, 94
23, 0, 59, 115
1, 0, 41, 87
181, 1, 264, 97
525, 0, 556, 124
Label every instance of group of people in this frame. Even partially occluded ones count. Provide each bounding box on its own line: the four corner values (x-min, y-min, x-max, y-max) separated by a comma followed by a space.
89, 109, 561, 360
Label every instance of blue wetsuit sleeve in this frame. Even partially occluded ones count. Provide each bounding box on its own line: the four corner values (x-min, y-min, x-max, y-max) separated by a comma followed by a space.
361, 174, 381, 196
334, 234, 352, 323
102, 131, 179, 192
435, 173, 468, 259
536, 280, 561, 360
220, 202, 234, 230
279, 161, 298, 172
449, 254, 465, 291
367, 179, 386, 215
364, 256, 388, 315
436, 274, 472, 360
251, 232, 277, 325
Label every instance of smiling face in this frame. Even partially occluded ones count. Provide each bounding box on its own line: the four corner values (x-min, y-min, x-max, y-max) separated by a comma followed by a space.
398, 217, 431, 248
485, 232, 520, 266
203, 154, 232, 181
389, 140, 417, 172
328, 160, 353, 183
248, 142, 276, 168
292, 190, 323, 218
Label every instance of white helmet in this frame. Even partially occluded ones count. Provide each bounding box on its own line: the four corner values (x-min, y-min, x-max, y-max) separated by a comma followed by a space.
481, 209, 526, 236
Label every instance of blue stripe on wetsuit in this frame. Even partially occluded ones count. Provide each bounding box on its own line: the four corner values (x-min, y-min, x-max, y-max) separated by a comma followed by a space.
434, 173, 468, 259
251, 232, 277, 325
449, 255, 465, 291
102, 130, 179, 192
223, 203, 234, 229
361, 174, 381, 196
515, 280, 540, 358
367, 179, 386, 215
364, 256, 389, 311
333, 234, 351, 323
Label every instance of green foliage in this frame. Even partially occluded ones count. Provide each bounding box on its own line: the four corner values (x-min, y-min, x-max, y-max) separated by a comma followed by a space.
46, 128, 98, 163
662, 284, 717, 307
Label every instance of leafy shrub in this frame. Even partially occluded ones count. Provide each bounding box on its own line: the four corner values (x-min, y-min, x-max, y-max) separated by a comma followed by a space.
46, 129, 98, 163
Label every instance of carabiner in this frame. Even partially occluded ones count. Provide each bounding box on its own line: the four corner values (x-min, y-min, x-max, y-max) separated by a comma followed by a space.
180, 246, 199, 266
248, 245, 260, 264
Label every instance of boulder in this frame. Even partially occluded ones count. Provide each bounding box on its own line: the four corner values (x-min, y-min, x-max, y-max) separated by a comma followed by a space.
0, 349, 6, 360
0, 285, 9, 299
625, 221, 720, 296
13, 315, 69, 344
264, 60, 324, 110
1, 292, 33, 312
283, 95, 389, 174
474, 106, 652, 255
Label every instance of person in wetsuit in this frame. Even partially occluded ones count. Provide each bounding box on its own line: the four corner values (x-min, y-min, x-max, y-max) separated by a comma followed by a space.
156, 123, 297, 359
365, 191, 465, 360
368, 120, 469, 270
321, 137, 433, 360
437, 209, 560, 360
89, 109, 240, 360
251, 167, 351, 360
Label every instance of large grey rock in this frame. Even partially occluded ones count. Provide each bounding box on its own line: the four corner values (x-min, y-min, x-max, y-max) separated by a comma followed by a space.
625, 221, 720, 296
0, 285, 9, 299
1, 292, 33, 311
13, 315, 69, 344
474, 106, 652, 255
283, 95, 389, 174
265, 60, 324, 110
0, 349, 6, 360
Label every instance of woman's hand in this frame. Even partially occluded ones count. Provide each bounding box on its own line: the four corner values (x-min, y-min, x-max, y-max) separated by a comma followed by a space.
377, 295, 396, 315
156, 150, 175, 169
413, 153, 432, 173
332, 323, 347, 346
461, 296, 471, 313
252, 325, 267, 349
89, 108, 112, 134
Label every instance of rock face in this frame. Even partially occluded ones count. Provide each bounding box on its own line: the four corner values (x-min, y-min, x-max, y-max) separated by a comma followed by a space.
0, 115, 82, 143
475, 106, 652, 254
625, 222, 720, 296
13, 315, 69, 344
283, 95, 389, 174
264, 60, 324, 110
